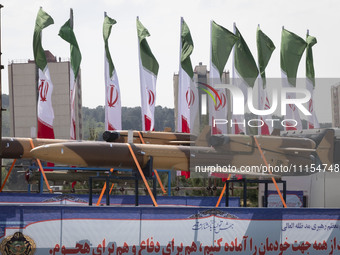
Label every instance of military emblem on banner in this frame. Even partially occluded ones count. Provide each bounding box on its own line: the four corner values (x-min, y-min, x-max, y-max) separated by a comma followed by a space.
0, 232, 36, 255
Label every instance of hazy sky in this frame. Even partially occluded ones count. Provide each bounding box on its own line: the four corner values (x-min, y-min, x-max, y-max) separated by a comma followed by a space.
1, 0, 339, 122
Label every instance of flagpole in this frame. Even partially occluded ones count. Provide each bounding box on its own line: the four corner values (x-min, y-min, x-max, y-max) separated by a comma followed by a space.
179, 17, 183, 72
136, 16, 145, 131
230, 22, 236, 134
0, 4, 3, 188
306, 28, 310, 129
209, 20, 212, 132
232, 22, 236, 80
103, 11, 107, 131
209, 20, 212, 75
177, 17, 183, 132
70, 8, 75, 140
257, 24, 261, 136
70, 8, 73, 29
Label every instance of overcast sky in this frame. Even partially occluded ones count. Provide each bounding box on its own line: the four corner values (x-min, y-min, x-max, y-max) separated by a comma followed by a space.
1, 0, 339, 122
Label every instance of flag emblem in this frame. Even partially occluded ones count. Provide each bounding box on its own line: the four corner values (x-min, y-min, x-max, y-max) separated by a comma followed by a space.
38, 80, 49, 102
107, 84, 119, 108
214, 92, 226, 111
185, 89, 195, 109
148, 89, 155, 106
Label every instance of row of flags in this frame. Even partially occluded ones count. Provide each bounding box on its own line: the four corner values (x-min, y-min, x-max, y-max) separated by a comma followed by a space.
32, 8, 160, 138
179, 21, 320, 136
32, 7, 320, 143
33, 8, 82, 140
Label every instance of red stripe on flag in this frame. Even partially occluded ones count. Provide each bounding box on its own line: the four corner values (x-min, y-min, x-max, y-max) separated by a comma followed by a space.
261, 118, 270, 135
181, 171, 190, 179
71, 120, 76, 140
212, 117, 222, 135
180, 115, 190, 178
37, 119, 55, 139
37, 119, 55, 169
234, 119, 241, 134
108, 122, 116, 131
181, 115, 190, 133
144, 115, 154, 131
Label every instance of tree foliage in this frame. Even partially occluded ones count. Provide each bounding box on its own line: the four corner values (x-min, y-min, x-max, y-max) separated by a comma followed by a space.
82, 105, 175, 140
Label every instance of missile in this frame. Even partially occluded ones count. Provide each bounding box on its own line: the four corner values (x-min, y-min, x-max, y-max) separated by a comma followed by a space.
0, 131, 191, 159
30, 142, 189, 171
0, 137, 71, 159
30, 129, 334, 176
102, 130, 192, 145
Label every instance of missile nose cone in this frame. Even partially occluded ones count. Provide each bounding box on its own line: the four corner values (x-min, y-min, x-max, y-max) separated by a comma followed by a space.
30, 144, 87, 166
30, 145, 46, 157
30, 144, 60, 159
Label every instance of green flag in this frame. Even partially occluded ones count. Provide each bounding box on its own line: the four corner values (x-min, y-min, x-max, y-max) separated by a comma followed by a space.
234, 26, 259, 87
33, 7, 54, 71
58, 9, 82, 139
280, 28, 307, 87
180, 19, 194, 79
211, 21, 238, 78
103, 15, 117, 79
58, 11, 82, 79
306, 34, 317, 88
256, 26, 275, 88
137, 18, 159, 76
306, 33, 319, 129
232, 25, 258, 135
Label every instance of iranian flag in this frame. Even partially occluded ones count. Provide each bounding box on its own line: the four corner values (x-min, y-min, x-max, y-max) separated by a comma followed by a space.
177, 17, 198, 134
33, 7, 55, 139
256, 26, 275, 135
210, 21, 238, 135
137, 17, 159, 131
103, 14, 121, 131
177, 18, 197, 178
232, 24, 259, 134
280, 28, 307, 131
306, 34, 319, 129
58, 9, 82, 139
